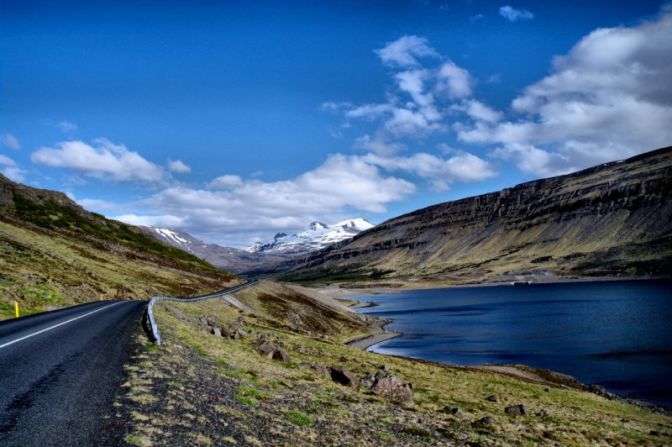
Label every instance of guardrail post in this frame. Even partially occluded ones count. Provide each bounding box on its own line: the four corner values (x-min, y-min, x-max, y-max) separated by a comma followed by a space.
14, 301, 19, 318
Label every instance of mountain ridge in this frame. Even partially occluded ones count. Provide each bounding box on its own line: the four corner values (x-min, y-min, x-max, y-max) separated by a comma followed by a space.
281, 146, 672, 284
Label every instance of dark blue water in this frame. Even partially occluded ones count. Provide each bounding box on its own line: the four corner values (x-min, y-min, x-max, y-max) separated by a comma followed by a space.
354, 280, 672, 407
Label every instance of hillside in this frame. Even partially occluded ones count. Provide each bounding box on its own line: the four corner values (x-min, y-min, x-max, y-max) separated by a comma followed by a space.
282, 146, 672, 284
108, 280, 671, 446
0, 174, 237, 318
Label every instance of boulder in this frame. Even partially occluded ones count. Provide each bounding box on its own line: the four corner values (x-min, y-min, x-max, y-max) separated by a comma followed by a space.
360, 373, 376, 389
441, 406, 464, 417
474, 416, 496, 426
485, 394, 498, 402
329, 366, 359, 387
255, 341, 289, 362
371, 370, 413, 404
211, 327, 222, 337
505, 404, 527, 416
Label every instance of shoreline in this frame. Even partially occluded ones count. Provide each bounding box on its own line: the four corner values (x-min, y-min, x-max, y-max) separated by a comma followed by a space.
345, 330, 400, 350
338, 290, 672, 414
313, 275, 671, 300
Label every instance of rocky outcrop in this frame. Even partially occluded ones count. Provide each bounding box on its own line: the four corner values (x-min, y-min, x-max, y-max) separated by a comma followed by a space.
282, 146, 672, 282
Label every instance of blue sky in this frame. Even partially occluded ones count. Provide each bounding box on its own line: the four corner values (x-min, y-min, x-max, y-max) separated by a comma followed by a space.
1, 0, 670, 246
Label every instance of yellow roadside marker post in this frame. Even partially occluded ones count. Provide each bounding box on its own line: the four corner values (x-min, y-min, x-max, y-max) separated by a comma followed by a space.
15, 301, 19, 318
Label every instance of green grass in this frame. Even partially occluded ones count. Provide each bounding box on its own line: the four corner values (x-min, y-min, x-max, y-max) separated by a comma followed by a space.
286, 410, 313, 427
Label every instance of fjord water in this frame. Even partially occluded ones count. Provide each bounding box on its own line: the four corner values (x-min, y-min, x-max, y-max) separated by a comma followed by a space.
355, 281, 672, 407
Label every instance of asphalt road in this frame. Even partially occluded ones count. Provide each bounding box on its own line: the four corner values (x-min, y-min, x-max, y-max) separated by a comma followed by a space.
0, 300, 146, 446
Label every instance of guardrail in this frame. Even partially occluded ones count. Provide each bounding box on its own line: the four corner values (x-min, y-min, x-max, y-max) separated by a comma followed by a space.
147, 280, 257, 345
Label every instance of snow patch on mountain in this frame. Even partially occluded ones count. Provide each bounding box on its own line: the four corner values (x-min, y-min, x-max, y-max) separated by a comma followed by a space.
245, 218, 374, 254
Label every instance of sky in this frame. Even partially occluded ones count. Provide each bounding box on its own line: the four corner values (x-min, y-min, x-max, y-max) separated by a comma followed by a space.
1, 0, 671, 247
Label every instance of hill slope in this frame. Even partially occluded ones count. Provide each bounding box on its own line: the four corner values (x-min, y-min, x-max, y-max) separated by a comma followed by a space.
0, 174, 237, 318
283, 146, 672, 284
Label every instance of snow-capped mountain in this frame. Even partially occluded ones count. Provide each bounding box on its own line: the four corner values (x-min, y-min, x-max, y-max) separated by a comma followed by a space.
245, 218, 375, 255
145, 227, 204, 254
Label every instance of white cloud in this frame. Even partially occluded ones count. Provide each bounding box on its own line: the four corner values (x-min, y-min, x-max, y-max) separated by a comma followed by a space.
452, 99, 502, 123
208, 175, 243, 189
375, 35, 439, 67
112, 153, 415, 246
364, 151, 496, 190
457, 8, 672, 176
1, 133, 20, 150
56, 121, 78, 134
499, 5, 534, 22
436, 61, 473, 99
31, 139, 166, 182
168, 159, 191, 174
353, 133, 405, 155
0, 154, 25, 182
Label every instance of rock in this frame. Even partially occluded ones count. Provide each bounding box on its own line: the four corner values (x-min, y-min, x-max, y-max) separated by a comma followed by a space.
211, 327, 222, 337
474, 416, 496, 426
311, 363, 330, 377
485, 394, 498, 402
441, 406, 464, 417
360, 373, 376, 389
371, 370, 413, 404
255, 341, 289, 362
505, 404, 527, 416
536, 409, 549, 417
329, 366, 359, 387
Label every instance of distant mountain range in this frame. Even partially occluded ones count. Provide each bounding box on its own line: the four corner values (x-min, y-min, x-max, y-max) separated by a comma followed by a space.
282, 146, 672, 284
142, 218, 374, 274
245, 218, 374, 254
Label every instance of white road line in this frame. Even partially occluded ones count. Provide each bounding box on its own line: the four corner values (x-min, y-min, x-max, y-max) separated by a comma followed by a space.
0, 302, 124, 350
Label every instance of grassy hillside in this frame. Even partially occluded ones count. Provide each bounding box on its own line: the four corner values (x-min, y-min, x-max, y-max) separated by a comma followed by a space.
282, 147, 672, 286
0, 174, 237, 318
109, 281, 672, 446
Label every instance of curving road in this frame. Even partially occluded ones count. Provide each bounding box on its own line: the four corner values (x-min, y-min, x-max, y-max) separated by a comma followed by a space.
0, 300, 146, 446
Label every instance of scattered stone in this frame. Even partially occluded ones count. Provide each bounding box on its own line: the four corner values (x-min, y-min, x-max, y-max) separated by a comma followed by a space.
255, 341, 289, 362
505, 404, 527, 416
441, 406, 464, 417
536, 409, 549, 417
371, 369, 413, 404
329, 366, 359, 387
360, 373, 376, 389
211, 327, 222, 337
474, 416, 496, 426
311, 363, 330, 377
485, 394, 498, 402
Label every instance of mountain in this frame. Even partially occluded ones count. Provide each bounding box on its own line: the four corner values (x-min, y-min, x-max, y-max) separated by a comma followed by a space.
246, 218, 374, 255
141, 226, 287, 274
142, 218, 374, 274
0, 174, 236, 318
282, 146, 672, 284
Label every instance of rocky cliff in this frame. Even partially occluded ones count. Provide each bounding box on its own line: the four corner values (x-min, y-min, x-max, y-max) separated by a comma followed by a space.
283, 146, 672, 283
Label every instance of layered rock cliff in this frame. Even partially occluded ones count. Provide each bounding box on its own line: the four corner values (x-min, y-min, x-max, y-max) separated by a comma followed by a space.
283, 146, 672, 283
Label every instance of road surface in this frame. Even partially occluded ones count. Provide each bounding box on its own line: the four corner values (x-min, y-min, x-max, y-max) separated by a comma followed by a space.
0, 300, 145, 446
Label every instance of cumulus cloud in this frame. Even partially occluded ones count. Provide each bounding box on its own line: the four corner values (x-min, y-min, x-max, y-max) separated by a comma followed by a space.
457, 8, 672, 176
364, 151, 496, 190
436, 62, 473, 99
328, 36, 479, 148
1, 133, 20, 150
375, 35, 439, 67
208, 175, 243, 189
499, 5, 534, 22
31, 139, 166, 182
167, 159, 191, 174
452, 99, 502, 123
113, 154, 415, 246
0, 154, 25, 182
